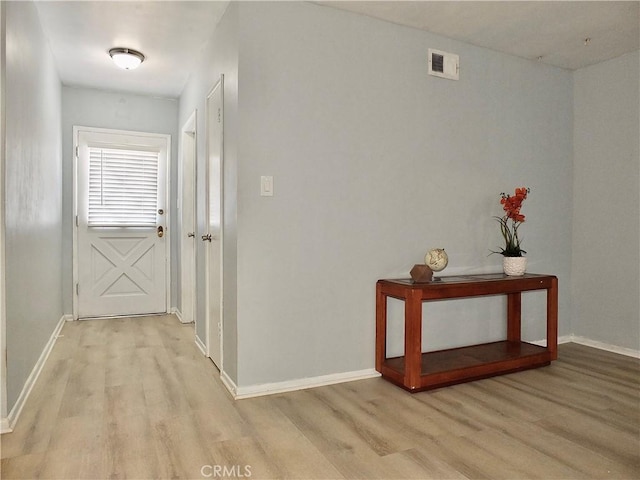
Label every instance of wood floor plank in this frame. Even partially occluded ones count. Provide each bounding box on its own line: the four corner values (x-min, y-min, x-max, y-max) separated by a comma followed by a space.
310, 386, 420, 455
408, 433, 526, 480
104, 347, 144, 388
385, 448, 470, 480
456, 427, 585, 479
481, 416, 639, 479
536, 408, 640, 468
139, 346, 194, 422
46, 414, 103, 455
507, 359, 639, 410
102, 410, 161, 479
0, 452, 47, 479
38, 448, 104, 480
206, 436, 282, 480
190, 407, 252, 446
1, 357, 73, 457
273, 391, 405, 478
249, 423, 344, 479
151, 412, 218, 480
104, 382, 147, 420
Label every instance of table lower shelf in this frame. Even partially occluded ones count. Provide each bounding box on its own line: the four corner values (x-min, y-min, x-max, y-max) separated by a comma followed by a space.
380, 340, 552, 392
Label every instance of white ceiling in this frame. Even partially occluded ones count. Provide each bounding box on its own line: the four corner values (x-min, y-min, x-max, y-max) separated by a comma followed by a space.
320, 1, 639, 70
35, 1, 230, 98
34, 1, 639, 99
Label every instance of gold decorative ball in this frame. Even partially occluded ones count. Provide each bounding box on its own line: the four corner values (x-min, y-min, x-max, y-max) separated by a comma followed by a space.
425, 248, 448, 272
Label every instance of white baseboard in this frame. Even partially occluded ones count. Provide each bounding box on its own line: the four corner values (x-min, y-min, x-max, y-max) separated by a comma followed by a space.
229, 368, 381, 400
529, 335, 573, 347
0, 416, 11, 434
1, 314, 70, 434
224, 335, 636, 401
220, 370, 237, 397
194, 334, 207, 356
570, 335, 640, 359
171, 307, 187, 324
529, 334, 639, 358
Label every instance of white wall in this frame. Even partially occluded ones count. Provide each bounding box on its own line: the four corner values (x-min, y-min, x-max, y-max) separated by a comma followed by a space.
4, 1, 63, 411
179, 3, 238, 381
572, 51, 640, 350
233, 2, 573, 388
61, 86, 179, 314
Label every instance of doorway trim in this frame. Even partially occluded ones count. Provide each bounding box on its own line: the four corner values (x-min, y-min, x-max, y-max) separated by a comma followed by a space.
0, 0, 8, 432
72, 126, 171, 320
205, 75, 224, 369
179, 110, 197, 325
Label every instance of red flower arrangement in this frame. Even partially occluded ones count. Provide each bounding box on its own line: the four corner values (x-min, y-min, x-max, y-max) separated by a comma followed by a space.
492, 187, 530, 257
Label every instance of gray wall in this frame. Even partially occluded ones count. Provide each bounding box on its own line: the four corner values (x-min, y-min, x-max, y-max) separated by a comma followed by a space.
4, 1, 63, 410
61, 87, 179, 314
233, 2, 573, 387
572, 51, 640, 349
179, 3, 239, 381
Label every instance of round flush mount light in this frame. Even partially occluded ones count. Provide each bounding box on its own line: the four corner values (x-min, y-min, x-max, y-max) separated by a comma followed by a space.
109, 47, 145, 70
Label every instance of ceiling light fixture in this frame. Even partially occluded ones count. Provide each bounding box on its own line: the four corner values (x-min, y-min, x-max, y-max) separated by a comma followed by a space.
109, 47, 145, 70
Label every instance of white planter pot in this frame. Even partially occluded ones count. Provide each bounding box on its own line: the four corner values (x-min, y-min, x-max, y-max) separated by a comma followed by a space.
503, 256, 527, 276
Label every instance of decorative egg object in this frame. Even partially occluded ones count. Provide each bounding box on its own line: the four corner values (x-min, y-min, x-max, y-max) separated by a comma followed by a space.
425, 248, 448, 272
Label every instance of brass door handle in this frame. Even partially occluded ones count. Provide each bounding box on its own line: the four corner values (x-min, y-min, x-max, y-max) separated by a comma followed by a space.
157, 226, 164, 238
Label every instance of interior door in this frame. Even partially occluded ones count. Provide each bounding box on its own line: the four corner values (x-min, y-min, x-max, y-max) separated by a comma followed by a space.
205, 76, 223, 367
180, 112, 197, 324
75, 128, 170, 318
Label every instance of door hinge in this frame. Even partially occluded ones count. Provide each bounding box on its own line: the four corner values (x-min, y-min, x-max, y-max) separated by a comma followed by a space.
218, 108, 221, 123
76, 283, 79, 295
75, 146, 79, 157
75, 215, 79, 227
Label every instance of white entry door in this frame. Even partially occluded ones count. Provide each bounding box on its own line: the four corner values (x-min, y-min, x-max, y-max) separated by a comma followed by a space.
205, 77, 223, 368
75, 128, 170, 318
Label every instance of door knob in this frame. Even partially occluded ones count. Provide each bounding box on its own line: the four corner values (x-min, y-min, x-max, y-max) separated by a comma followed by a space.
202, 234, 212, 242
187, 232, 195, 238
157, 226, 164, 238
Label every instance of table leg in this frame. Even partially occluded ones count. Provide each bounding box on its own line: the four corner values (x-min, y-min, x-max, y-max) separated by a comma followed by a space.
507, 292, 522, 342
404, 289, 423, 390
375, 283, 387, 372
547, 277, 558, 360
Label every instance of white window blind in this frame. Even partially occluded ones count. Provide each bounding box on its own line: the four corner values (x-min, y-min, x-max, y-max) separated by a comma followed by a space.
88, 147, 159, 227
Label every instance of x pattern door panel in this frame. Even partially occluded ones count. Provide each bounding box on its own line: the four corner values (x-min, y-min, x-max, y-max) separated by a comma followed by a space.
91, 236, 156, 297
79, 233, 161, 316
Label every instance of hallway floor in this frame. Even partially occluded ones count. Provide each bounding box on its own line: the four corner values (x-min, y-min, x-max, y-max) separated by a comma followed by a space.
1, 315, 639, 479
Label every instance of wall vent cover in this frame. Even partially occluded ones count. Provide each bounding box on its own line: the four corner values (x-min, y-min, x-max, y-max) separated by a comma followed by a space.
428, 48, 459, 80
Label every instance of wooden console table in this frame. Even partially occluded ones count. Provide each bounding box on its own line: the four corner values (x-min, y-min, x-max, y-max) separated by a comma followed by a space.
376, 273, 558, 392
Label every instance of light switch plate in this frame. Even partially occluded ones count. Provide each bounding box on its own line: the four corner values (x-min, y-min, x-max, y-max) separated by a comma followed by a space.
260, 176, 273, 196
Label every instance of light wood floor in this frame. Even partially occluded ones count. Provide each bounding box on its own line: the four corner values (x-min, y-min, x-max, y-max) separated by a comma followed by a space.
1, 315, 639, 479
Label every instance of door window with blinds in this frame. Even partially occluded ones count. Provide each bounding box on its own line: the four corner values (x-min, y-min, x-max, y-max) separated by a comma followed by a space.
88, 146, 159, 227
